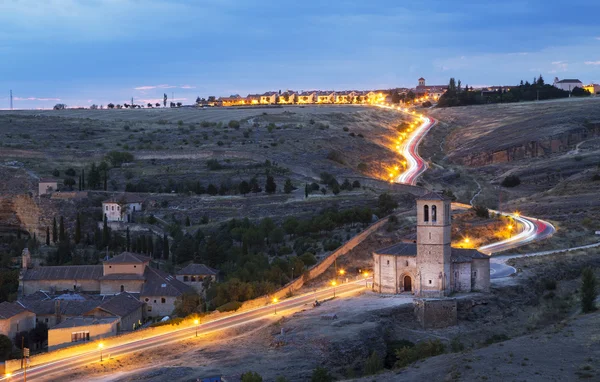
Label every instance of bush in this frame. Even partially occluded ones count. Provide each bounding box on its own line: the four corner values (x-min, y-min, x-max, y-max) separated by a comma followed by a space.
0, 334, 11, 361
422, 101, 432, 107
228, 120, 241, 129
450, 337, 464, 352
472, 205, 490, 218
105, 151, 134, 167
343, 126, 349, 131
52, 169, 60, 177
501, 175, 521, 187
65, 168, 76, 176
364, 350, 384, 375
484, 333, 509, 345
326, 150, 344, 164
216, 301, 243, 312
241, 371, 263, 382
207, 159, 223, 170
395, 339, 445, 368
311, 366, 333, 382
592, 174, 600, 181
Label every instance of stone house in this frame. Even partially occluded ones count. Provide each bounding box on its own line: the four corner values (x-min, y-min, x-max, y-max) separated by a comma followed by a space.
100, 252, 149, 294
141, 267, 194, 317
584, 83, 600, 95
373, 192, 490, 297
176, 263, 218, 293
84, 292, 144, 332
47, 316, 120, 351
260, 92, 278, 104
0, 301, 36, 341
415, 78, 448, 100
38, 178, 59, 195
553, 77, 583, 92
102, 194, 143, 222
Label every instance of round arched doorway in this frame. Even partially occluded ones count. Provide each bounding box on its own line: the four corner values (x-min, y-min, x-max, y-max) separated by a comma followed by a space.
403, 275, 412, 292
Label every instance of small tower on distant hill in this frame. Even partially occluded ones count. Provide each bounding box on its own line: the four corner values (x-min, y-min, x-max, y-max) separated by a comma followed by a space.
418, 77, 426, 87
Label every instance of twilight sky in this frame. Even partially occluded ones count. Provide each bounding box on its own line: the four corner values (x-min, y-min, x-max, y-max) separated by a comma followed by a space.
1, 0, 599, 109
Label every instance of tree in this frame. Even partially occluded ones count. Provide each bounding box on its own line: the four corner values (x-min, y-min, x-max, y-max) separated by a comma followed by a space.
65, 168, 76, 176
107, 103, 115, 109
228, 120, 240, 129
88, 163, 101, 189
52, 217, 58, 243
284, 179, 294, 194
207, 184, 218, 195
163, 233, 169, 259
163, 93, 167, 107
391, 90, 401, 104
304, 183, 309, 198
311, 366, 333, 382
52, 169, 60, 177
105, 151, 134, 168
126, 227, 130, 252
581, 267, 597, 313
331, 182, 340, 195
352, 180, 361, 188
102, 217, 109, 247
501, 175, 521, 188
46, 226, 50, 246
75, 214, 81, 244
0, 334, 12, 362
147, 103, 152, 108
64, 177, 75, 190
572, 86, 591, 97
196, 96, 201, 104
185, 216, 191, 227
269, 227, 285, 246
53, 103, 67, 110
176, 102, 182, 107
81, 168, 85, 189
155, 102, 160, 108
241, 371, 263, 382
59, 216, 66, 242
251, 181, 262, 194
239, 181, 251, 195
174, 291, 203, 316
378, 193, 398, 215
364, 350, 384, 375
265, 175, 277, 194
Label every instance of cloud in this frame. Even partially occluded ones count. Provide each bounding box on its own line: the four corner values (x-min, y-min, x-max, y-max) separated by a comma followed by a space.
550, 61, 568, 72
14, 97, 61, 101
134, 84, 177, 90
136, 97, 188, 104
180, 85, 196, 89
585, 61, 600, 65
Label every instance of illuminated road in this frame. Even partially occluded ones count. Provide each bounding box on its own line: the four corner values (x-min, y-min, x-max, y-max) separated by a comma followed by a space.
1, 280, 367, 382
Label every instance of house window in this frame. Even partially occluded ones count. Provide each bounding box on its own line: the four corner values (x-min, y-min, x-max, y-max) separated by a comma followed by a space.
117, 206, 120, 211
120, 285, 124, 292
134, 265, 136, 268
109, 265, 112, 268
111, 206, 114, 211
474, 271, 477, 277
183, 276, 189, 282
387, 260, 390, 265
147, 306, 152, 312
105, 206, 108, 211
191, 276, 196, 282
45, 318, 48, 323
145, 298, 149, 302
424, 205, 429, 222
73, 285, 77, 290
432, 205, 437, 222
71, 331, 90, 342
428, 280, 432, 285
154, 300, 157, 303
161, 298, 166, 303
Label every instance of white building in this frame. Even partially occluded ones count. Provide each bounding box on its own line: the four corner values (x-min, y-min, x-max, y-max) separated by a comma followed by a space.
553, 77, 583, 92
102, 194, 143, 222
39, 178, 59, 195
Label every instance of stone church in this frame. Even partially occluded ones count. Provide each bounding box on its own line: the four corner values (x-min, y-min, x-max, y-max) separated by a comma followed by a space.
373, 192, 490, 297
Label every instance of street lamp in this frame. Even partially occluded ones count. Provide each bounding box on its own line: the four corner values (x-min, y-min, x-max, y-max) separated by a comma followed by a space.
339, 269, 345, 282
363, 272, 369, 288
98, 342, 104, 362
5, 372, 11, 381
331, 280, 337, 298
194, 319, 199, 337
272, 297, 278, 315
507, 224, 513, 238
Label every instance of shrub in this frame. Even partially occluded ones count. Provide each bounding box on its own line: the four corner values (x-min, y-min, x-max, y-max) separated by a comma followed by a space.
581, 267, 597, 313
484, 333, 509, 345
228, 120, 241, 129
65, 168, 76, 176
363, 350, 384, 375
207, 159, 223, 170
311, 366, 333, 382
343, 126, 349, 132
473, 205, 490, 218
395, 339, 445, 368
147, 214, 157, 224
217, 141, 224, 146
352, 180, 361, 188
241, 371, 263, 382
216, 301, 243, 312
422, 101, 432, 107
52, 169, 60, 177
0, 334, 11, 361
592, 174, 600, 181
450, 337, 464, 352
326, 150, 344, 164
501, 175, 521, 187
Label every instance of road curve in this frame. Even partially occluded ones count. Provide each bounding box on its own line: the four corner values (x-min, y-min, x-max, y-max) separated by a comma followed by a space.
2, 280, 367, 381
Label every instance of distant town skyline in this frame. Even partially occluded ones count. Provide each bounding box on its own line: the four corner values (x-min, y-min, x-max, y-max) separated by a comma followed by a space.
1, 0, 599, 109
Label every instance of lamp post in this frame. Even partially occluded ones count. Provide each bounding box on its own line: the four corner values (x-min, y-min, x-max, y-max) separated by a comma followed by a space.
272, 297, 278, 315
507, 224, 513, 238
339, 269, 345, 283
98, 342, 104, 362
363, 272, 369, 288
194, 319, 199, 337
331, 280, 337, 298
5, 372, 11, 381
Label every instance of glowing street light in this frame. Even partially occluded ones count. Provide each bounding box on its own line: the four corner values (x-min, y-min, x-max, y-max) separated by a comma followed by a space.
331, 280, 337, 297
507, 224, 513, 238
514, 211, 520, 217
363, 271, 369, 288
98, 342, 104, 362
272, 297, 278, 314
5, 372, 11, 381
194, 319, 199, 337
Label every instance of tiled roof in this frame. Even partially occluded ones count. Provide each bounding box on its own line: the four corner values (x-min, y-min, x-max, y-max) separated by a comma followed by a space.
89, 292, 143, 318
141, 267, 194, 297
0, 301, 30, 319
176, 263, 218, 276
52, 316, 119, 329
103, 193, 144, 204
99, 273, 145, 280
20, 300, 103, 316
451, 248, 489, 263
39, 178, 59, 183
104, 252, 151, 264
22, 265, 103, 281
556, 79, 582, 83
374, 242, 417, 256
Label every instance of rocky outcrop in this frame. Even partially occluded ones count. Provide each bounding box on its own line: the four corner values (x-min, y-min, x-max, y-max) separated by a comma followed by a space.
452, 123, 600, 166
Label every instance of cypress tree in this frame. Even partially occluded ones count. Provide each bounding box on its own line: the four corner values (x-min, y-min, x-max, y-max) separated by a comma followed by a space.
78, 175, 82, 191
147, 236, 153, 256
103, 169, 108, 191
102, 218, 109, 247
581, 267, 597, 313
75, 214, 81, 244
141, 235, 147, 254
126, 227, 130, 252
59, 216, 66, 242
46, 226, 50, 246
81, 168, 85, 189
185, 216, 191, 226
52, 217, 57, 243
305, 183, 309, 198
163, 233, 169, 259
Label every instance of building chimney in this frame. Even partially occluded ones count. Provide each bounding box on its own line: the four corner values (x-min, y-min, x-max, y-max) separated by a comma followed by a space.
55, 300, 62, 324
21, 248, 31, 269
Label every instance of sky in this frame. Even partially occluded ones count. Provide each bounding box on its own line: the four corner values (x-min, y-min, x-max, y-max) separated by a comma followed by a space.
1, 0, 599, 109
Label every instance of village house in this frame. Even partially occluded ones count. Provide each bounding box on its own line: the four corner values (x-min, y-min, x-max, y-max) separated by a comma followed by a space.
553, 77, 583, 92
260, 92, 278, 104
0, 301, 36, 341
584, 83, 600, 95
48, 316, 120, 351
373, 192, 490, 296
334, 91, 357, 104
38, 178, 59, 195
85, 292, 144, 332
297, 91, 316, 104
415, 78, 448, 100
176, 263, 218, 293
316, 91, 335, 104
246, 94, 261, 105
102, 194, 143, 222
277, 91, 296, 104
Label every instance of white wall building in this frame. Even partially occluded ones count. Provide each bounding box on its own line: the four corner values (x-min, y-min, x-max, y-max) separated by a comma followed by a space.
102, 194, 143, 222
553, 77, 583, 92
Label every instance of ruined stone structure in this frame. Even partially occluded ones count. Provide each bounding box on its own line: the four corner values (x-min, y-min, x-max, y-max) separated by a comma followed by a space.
413, 298, 457, 329
373, 192, 490, 297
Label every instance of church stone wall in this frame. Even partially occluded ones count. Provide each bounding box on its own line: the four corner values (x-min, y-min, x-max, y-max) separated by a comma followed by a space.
373, 254, 398, 294
103, 263, 146, 276
471, 258, 490, 292
100, 280, 144, 295
23, 279, 100, 295
413, 298, 457, 329
451, 262, 472, 292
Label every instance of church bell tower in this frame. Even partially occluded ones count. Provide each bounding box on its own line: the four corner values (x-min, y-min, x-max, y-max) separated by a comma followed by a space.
415, 192, 451, 297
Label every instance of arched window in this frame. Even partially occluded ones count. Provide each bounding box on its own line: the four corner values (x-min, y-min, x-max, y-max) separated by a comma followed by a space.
432, 205, 437, 222
120, 285, 124, 292
183, 276, 189, 282
424, 205, 429, 222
